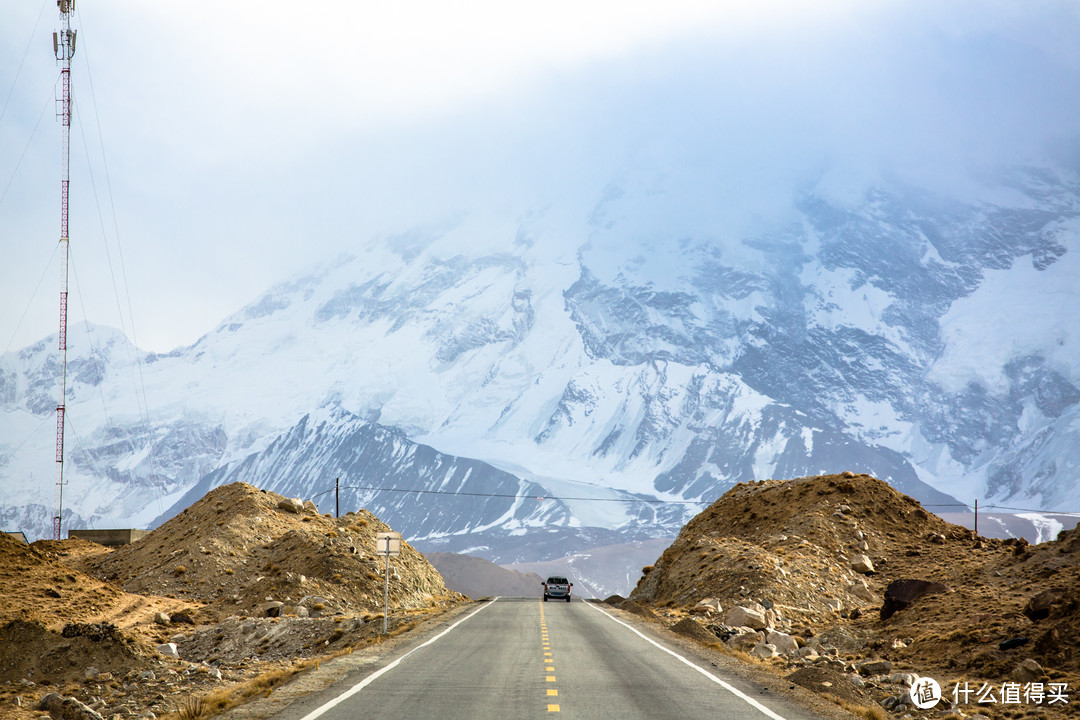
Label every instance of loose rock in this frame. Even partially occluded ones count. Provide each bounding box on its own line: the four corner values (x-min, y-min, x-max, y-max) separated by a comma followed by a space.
850, 554, 875, 574
726, 605, 768, 630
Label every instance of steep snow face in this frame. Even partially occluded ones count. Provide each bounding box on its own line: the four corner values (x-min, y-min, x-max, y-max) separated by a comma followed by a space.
2, 164, 1079, 545
153, 406, 687, 563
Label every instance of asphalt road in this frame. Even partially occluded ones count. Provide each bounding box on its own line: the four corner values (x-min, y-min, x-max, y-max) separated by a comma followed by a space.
273, 598, 827, 720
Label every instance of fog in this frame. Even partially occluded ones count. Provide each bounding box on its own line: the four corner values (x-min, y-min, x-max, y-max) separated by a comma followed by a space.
1, 0, 1078, 351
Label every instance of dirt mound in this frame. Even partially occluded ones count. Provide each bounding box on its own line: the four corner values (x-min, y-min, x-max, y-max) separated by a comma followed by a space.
0, 483, 466, 720
787, 666, 869, 703
0, 619, 147, 685
83, 482, 462, 619
669, 617, 719, 645
625, 473, 1080, 719
632, 473, 964, 625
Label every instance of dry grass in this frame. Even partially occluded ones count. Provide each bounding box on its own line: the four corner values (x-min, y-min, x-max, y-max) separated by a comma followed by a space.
174, 696, 207, 720
160, 661, 315, 720
835, 698, 888, 720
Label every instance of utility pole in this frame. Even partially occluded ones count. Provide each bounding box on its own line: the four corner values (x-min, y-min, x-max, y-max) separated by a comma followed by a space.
52, 0, 77, 541
335, 477, 339, 518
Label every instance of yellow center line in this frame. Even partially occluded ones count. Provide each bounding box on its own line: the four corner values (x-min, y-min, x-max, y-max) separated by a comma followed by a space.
541, 599, 560, 713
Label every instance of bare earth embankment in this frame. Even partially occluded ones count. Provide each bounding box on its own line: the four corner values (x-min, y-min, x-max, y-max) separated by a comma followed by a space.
0, 482, 464, 720
619, 473, 1078, 720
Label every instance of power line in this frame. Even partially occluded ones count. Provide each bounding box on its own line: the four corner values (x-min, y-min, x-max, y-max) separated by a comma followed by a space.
314, 484, 1079, 515
0, 0, 49, 127
923, 503, 1080, 515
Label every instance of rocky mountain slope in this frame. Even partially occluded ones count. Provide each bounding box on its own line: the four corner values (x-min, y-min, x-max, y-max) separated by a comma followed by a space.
425, 552, 543, 599
2, 165, 1078, 567
626, 472, 1078, 719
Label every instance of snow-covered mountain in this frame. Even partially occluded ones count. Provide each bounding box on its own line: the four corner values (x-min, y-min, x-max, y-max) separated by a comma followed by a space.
2, 163, 1079, 557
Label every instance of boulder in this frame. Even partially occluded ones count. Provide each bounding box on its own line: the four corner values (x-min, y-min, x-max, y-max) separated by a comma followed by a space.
156, 643, 179, 659
726, 628, 764, 652
277, 498, 304, 514
303, 500, 319, 514
39, 693, 105, 720
259, 601, 284, 618
850, 554, 875, 574
856, 658, 892, 676
690, 598, 722, 616
1034, 627, 1061, 655
889, 673, 919, 687
1012, 659, 1044, 684
848, 582, 877, 603
726, 605, 768, 630
880, 579, 949, 620
1023, 587, 1069, 622
999, 636, 1029, 651
751, 643, 778, 659
766, 630, 799, 655
153, 613, 170, 626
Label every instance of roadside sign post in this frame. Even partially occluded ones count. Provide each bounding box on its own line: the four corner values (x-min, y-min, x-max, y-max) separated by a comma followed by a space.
376, 532, 402, 634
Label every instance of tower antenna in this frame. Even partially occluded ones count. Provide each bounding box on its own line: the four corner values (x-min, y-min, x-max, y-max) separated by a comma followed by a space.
52, 0, 76, 541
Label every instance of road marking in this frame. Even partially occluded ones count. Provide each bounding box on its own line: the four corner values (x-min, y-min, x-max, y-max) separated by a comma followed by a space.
293, 598, 499, 720
541, 599, 561, 714
584, 601, 791, 720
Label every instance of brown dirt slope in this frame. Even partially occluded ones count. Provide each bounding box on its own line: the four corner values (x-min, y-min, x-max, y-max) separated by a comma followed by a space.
80, 482, 462, 619
0, 534, 185, 634
629, 473, 1079, 719
632, 472, 961, 624
1, 483, 467, 720
0, 533, 125, 629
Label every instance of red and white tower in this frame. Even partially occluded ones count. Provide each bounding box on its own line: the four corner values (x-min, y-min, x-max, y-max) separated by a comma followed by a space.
52, 0, 77, 540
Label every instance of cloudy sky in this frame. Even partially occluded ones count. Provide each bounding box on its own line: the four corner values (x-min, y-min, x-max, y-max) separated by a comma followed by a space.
1, 0, 1078, 352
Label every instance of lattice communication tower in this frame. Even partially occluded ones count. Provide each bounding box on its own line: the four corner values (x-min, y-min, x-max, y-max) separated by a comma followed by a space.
52, 0, 77, 540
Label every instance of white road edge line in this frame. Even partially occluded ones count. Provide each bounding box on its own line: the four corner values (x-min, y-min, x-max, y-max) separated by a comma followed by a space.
583, 600, 791, 720
295, 597, 500, 720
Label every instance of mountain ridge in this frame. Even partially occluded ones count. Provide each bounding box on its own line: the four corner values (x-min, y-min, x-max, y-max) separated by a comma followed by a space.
2, 165, 1078, 554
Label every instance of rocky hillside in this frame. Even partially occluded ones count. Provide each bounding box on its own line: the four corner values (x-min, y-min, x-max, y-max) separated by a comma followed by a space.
0, 483, 465, 720
425, 552, 544, 599
628, 473, 1078, 719
84, 482, 456, 618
